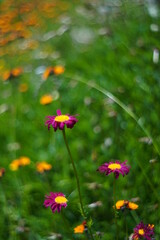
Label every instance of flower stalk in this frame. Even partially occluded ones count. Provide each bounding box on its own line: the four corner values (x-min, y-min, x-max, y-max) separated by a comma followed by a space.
113, 177, 119, 240
62, 128, 94, 240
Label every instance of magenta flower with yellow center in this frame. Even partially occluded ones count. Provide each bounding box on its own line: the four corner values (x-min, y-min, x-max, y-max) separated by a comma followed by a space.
97, 160, 130, 179
44, 192, 67, 213
45, 109, 78, 131
132, 222, 155, 240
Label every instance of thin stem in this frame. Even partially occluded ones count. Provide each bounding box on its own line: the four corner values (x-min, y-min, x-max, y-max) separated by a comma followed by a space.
62, 128, 94, 240
124, 210, 128, 240
113, 177, 118, 240
62, 128, 84, 215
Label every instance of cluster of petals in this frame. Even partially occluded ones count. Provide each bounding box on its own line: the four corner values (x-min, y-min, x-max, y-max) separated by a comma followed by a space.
97, 160, 130, 179
10, 156, 30, 171
3, 67, 23, 81
40, 94, 53, 105
74, 221, 86, 234
43, 66, 65, 80
116, 200, 138, 211
132, 222, 155, 240
44, 192, 67, 213
36, 161, 52, 173
45, 109, 78, 131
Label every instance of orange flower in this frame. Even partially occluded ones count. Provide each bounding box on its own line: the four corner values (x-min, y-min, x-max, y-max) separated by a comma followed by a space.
9, 159, 20, 171
43, 66, 65, 80
74, 224, 85, 234
2, 71, 10, 81
40, 94, 53, 105
53, 65, 65, 75
11, 68, 23, 77
20, 2, 34, 13
18, 83, 28, 92
0, 168, 5, 177
42, 67, 54, 80
10, 156, 30, 171
36, 161, 52, 173
116, 200, 138, 210
3, 67, 23, 81
24, 14, 40, 27
128, 202, 139, 210
19, 156, 30, 166
74, 221, 86, 234
0, 38, 8, 46
13, 22, 25, 31
148, 224, 154, 230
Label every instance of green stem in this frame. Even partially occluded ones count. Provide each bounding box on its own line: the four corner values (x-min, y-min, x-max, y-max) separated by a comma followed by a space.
113, 177, 118, 240
62, 128, 94, 240
124, 210, 128, 240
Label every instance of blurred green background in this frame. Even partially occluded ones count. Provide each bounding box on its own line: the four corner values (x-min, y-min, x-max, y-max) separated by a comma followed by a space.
0, 0, 160, 239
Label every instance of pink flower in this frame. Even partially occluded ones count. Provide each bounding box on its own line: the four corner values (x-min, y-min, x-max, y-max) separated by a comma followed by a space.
97, 160, 130, 179
132, 222, 155, 240
44, 192, 68, 213
45, 109, 78, 131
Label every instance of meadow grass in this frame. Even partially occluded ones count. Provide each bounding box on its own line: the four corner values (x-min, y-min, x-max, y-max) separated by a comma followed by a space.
0, 0, 160, 239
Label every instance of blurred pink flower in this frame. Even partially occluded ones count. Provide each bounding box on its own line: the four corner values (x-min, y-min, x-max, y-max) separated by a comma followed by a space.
45, 109, 78, 131
44, 192, 67, 213
97, 160, 130, 179
132, 222, 155, 240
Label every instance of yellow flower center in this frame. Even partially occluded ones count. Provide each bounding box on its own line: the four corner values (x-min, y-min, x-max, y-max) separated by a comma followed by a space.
138, 229, 144, 235
55, 196, 68, 204
55, 115, 69, 122
108, 163, 121, 170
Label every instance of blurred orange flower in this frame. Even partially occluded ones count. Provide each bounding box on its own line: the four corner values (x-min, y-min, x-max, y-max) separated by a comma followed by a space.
18, 83, 28, 92
43, 66, 65, 80
36, 161, 52, 173
19, 156, 30, 166
74, 224, 84, 234
53, 65, 65, 75
10, 156, 30, 171
0, 168, 5, 177
74, 221, 86, 234
9, 159, 20, 171
43, 67, 54, 80
40, 94, 53, 105
3, 67, 23, 81
0, 38, 8, 46
116, 200, 138, 210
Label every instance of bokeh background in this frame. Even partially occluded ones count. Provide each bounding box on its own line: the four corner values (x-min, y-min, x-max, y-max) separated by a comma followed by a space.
0, 0, 160, 239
